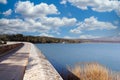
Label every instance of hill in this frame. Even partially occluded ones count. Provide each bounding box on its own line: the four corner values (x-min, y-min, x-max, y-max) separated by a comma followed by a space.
0, 34, 120, 43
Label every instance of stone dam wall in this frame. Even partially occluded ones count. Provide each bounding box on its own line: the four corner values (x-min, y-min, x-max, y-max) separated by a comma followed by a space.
23, 43, 63, 80
0, 42, 63, 80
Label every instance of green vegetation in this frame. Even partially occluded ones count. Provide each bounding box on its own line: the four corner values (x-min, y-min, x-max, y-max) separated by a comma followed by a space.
0, 34, 85, 43
1, 34, 119, 43
67, 63, 120, 80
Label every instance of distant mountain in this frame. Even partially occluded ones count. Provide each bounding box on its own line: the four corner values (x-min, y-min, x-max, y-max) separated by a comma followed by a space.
92, 36, 120, 42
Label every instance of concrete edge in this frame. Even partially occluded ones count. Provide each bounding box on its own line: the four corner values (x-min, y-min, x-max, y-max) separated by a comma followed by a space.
34, 44, 63, 79
23, 43, 63, 80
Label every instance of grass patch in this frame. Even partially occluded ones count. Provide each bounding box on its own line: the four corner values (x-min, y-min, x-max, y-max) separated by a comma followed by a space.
67, 63, 120, 80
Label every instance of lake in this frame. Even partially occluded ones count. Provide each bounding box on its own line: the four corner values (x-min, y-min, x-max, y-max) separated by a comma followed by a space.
35, 43, 120, 75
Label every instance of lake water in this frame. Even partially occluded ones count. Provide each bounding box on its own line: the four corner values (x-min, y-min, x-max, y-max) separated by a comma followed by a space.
35, 43, 120, 74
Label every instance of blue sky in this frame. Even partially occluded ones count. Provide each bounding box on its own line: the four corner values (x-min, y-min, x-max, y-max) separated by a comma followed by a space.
0, 0, 120, 39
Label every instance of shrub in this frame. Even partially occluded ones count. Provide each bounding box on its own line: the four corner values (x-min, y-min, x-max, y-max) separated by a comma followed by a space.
68, 63, 119, 80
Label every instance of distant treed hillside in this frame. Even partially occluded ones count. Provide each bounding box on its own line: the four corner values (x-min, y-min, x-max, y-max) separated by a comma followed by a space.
0, 34, 85, 43
1, 34, 120, 43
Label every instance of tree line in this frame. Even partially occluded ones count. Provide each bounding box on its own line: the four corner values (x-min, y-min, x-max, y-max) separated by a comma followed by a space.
0, 34, 84, 43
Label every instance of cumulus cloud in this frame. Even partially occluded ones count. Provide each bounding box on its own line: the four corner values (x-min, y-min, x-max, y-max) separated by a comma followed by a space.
0, 16, 77, 34
0, 1, 77, 34
70, 16, 117, 34
60, 0, 67, 4
61, 0, 120, 16
115, 4, 120, 17
0, 17, 77, 34
79, 34, 100, 39
0, 0, 7, 4
15, 1, 59, 18
0, 18, 49, 34
70, 29, 82, 34
63, 35, 100, 39
0, 18, 28, 34
39, 33, 54, 37
63, 36, 74, 39
3, 9, 12, 16
41, 17, 77, 29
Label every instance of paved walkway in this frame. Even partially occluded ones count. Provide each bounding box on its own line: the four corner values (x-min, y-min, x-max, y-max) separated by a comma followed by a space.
0, 43, 30, 80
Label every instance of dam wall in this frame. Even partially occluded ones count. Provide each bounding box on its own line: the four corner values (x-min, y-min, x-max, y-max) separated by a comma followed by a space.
23, 43, 63, 80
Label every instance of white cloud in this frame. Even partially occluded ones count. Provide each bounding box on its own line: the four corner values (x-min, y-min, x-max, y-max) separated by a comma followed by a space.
60, 0, 67, 4
115, 4, 120, 17
63, 36, 78, 39
3, 9, 12, 16
70, 16, 117, 34
70, 29, 82, 34
15, 1, 59, 18
0, 0, 7, 4
39, 33, 54, 37
61, 0, 120, 16
41, 17, 77, 29
0, 1, 77, 34
0, 18, 28, 34
0, 18, 49, 34
79, 34, 100, 39
0, 16, 77, 34
64, 35, 100, 39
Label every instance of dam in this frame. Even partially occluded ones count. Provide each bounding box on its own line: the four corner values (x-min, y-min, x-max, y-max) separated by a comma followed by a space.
0, 42, 63, 80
